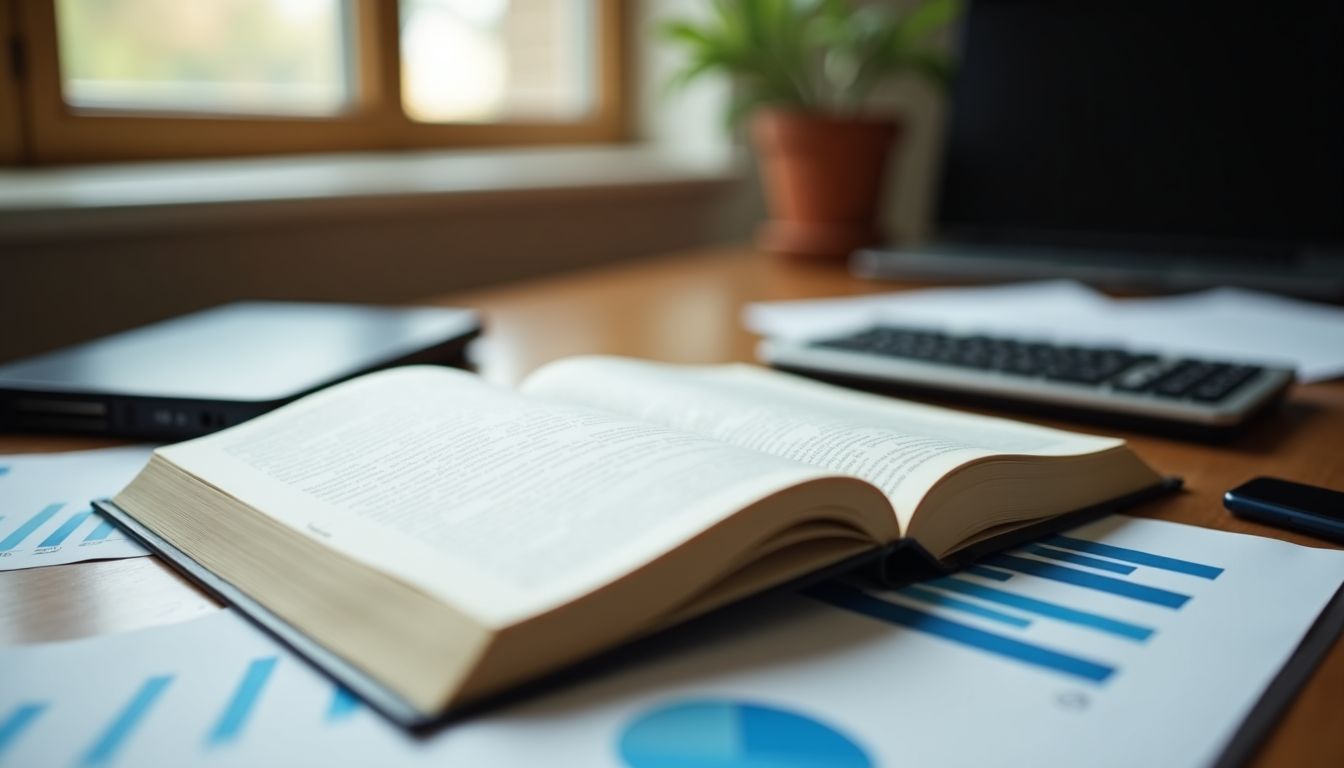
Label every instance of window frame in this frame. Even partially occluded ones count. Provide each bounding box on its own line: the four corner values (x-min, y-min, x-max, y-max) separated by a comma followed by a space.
1, 1, 23, 163
12, 0, 626, 164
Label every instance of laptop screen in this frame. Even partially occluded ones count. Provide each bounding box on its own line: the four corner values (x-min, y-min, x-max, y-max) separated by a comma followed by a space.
936, 1, 1344, 256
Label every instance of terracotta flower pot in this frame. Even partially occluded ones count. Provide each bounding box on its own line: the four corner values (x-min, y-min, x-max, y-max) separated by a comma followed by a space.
750, 109, 901, 259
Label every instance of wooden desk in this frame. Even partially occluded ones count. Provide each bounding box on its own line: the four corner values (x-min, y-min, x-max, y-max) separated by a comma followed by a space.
3, 246, 1342, 765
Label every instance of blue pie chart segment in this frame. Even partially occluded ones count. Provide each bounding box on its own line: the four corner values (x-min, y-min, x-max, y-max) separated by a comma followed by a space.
618, 699, 873, 768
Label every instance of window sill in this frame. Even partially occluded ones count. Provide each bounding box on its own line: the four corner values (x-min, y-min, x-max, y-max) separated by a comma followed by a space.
0, 144, 745, 240
2, 144, 753, 363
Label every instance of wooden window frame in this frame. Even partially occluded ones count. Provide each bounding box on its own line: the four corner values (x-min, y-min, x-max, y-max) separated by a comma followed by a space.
1, 1, 23, 163
10, 0, 626, 164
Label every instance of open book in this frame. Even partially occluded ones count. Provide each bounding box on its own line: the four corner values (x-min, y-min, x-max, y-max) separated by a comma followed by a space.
103, 356, 1167, 723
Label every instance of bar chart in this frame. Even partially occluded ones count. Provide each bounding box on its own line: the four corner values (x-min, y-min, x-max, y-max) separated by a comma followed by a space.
0, 503, 127, 550
809, 534, 1224, 685
0, 502, 135, 555
0, 654, 363, 766
609, 518, 1342, 768
0, 446, 153, 570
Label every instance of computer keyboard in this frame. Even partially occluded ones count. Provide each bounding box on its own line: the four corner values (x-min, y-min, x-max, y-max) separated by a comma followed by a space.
759, 326, 1296, 439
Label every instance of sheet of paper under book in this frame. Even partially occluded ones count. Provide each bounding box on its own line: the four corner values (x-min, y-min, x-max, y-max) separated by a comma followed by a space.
97, 356, 1174, 721
2, 517, 1341, 768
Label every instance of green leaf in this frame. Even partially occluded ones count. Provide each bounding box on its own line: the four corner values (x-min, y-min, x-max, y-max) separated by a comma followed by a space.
659, 0, 963, 121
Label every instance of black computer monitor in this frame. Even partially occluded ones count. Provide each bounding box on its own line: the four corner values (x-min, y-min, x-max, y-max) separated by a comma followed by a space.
858, 1, 1344, 297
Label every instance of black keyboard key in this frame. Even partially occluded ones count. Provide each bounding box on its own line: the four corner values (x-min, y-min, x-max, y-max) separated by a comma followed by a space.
1000, 354, 1043, 376
1110, 357, 1170, 392
1042, 355, 1102, 384
1151, 361, 1219, 398
1041, 349, 1141, 385
1189, 365, 1263, 402
1092, 351, 1138, 376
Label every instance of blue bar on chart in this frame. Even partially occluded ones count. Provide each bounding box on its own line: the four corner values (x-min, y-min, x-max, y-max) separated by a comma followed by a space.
982, 554, 1192, 609
807, 582, 1116, 683
39, 509, 93, 549
83, 518, 118, 543
929, 577, 1154, 641
207, 657, 278, 746
964, 564, 1013, 581
81, 675, 174, 766
0, 703, 47, 758
327, 685, 362, 722
1044, 535, 1224, 580
0, 465, 9, 477
896, 584, 1032, 628
0, 503, 64, 552
1022, 544, 1137, 575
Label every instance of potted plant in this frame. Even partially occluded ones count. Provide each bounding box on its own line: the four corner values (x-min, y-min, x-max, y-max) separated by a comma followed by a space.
663, 0, 960, 258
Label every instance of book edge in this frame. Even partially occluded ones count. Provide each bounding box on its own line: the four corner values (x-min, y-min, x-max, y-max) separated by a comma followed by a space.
92, 498, 432, 727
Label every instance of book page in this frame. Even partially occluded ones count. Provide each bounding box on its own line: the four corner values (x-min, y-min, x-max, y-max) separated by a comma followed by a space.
522, 357, 1123, 531
156, 367, 841, 626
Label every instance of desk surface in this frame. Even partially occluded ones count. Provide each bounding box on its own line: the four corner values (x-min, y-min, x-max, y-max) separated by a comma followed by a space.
3, 246, 1342, 766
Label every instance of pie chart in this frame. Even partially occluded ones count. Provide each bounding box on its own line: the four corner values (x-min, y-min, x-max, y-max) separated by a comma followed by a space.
617, 699, 872, 768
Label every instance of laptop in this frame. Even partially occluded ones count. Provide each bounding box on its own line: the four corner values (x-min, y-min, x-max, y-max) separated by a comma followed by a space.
855, 0, 1344, 300
0, 302, 480, 439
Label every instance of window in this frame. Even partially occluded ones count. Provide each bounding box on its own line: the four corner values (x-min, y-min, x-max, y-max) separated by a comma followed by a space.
401, 0, 597, 123
3, 0, 625, 164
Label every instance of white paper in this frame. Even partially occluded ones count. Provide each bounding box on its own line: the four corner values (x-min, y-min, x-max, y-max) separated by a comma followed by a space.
0, 446, 153, 571
3, 516, 1341, 768
746, 280, 1344, 382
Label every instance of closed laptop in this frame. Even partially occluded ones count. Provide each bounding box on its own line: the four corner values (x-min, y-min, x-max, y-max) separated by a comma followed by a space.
0, 302, 480, 439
